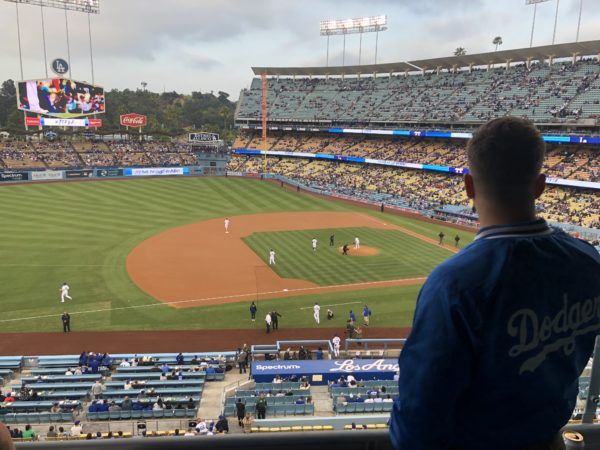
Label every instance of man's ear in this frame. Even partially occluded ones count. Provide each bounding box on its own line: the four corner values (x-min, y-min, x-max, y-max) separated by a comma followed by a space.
534, 173, 546, 199
464, 173, 475, 199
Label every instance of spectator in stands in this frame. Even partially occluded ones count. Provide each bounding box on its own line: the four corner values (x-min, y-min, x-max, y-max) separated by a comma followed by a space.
88, 400, 98, 413
57, 427, 67, 438
390, 117, 600, 450
22, 425, 36, 440
242, 413, 253, 433
97, 400, 109, 412
161, 362, 170, 374
235, 398, 246, 426
215, 415, 229, 434
70, 421, 82, 437
4, 392, 15, 403
238, 348, 248, 374
153, 399, 165, 411
95, 432, 103, 440
90, 380, 105, 399
46, 426, 57, 438
184, 428, 195, 437
64, 368, 73, 376
176, 352, 184, 365
316, 347, 324, 360
121, 396, 132, 411
50, 402, 61, 413
283, 348, 292, 360
255, 394, 267, 419
108, 401, 121, 412
195, 419, 208, 435
119, 358, 130, 367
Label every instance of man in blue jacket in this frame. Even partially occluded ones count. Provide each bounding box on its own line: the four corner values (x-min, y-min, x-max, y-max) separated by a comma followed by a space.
390, 117, 600, 450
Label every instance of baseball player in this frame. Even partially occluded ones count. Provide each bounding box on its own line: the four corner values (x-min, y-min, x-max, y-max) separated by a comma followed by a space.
313, 302, 321, 325
60, 282, 72, 303
268, 249, 276, 265
311, 238, 317, 251
332, 334, 341, 358
224, 218, 230, 233
354, 236, 360, 249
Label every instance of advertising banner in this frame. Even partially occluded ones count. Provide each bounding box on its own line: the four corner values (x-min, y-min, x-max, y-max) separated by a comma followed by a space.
0, 172, 28, 182
31, 170, 63, 181
124, 167, 190, 177
25, 117, 41, 126
65, 169, 94, 179
120, 113, 147, 127
251, 359, 399, 384
96, 168, 123, 178
189, 132, 219, 142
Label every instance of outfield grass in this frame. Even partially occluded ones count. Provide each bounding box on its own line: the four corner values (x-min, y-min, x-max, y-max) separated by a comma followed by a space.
243, 228, 451, 285
0, 177, 474, 332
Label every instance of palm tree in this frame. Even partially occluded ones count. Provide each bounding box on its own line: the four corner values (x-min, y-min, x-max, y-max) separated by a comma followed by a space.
141, 81, 147, 92
493, 36, 503, 51
454, 47, 466, 56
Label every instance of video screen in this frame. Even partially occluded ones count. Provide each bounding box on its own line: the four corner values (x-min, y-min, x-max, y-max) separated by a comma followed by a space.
17, 78, 105, 118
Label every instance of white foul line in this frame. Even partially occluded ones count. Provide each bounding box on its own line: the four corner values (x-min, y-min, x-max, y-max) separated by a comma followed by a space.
0, 277, 426, 324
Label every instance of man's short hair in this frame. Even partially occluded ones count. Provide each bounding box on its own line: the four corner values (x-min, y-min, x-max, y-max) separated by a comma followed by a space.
467, 117, 545, 203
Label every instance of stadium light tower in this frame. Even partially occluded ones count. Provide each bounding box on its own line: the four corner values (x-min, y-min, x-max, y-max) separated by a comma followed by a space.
5, 0, 100, 82
320, 15, 387, 67
526, 0, 551, 48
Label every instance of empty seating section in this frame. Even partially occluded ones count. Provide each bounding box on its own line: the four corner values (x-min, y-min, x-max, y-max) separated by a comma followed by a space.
237, 60, 600, 123
0, 352, 233, 425
0, 140, 199, 170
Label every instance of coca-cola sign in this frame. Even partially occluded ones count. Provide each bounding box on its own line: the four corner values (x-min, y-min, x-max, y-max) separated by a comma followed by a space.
120, 113, 147, 127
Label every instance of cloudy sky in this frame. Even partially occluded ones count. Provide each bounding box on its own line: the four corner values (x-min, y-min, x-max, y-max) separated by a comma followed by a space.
0, 0, 599, 99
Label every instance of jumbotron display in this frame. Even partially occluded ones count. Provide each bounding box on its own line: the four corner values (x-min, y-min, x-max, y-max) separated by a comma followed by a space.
16, 78, 105, 118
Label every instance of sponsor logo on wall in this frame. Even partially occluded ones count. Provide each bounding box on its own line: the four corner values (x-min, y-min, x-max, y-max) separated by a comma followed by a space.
31, 170, 63, 181
0, 172, 28, 182
65, 170, 94, 179
96, 169, 123, 177
124, 167, 189, 177
120, 113, 147, 127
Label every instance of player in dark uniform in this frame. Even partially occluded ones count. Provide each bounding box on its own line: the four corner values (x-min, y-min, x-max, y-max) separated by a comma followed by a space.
438, 231, 445, 245
454, 234, 460, 248
342, 244, 349, 255
329, 234, 335, 246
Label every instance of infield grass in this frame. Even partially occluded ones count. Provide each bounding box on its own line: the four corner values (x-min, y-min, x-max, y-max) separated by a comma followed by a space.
243, 228, 451, 285
0, 177, 474, 333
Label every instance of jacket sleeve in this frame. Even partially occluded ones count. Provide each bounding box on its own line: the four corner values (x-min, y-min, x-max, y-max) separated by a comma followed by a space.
389, 270, 478, 450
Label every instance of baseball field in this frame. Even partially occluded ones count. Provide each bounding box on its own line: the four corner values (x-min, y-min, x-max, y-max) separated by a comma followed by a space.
0, 176, 474, 349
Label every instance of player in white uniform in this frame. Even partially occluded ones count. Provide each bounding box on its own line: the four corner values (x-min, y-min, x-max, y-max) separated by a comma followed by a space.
268, 249, 276, 265
354, 236, 360, 249
313, 302, 321, 325
224, 218, 230, 233
311, 238, 317, 251
332, 334, 341, 358
60, 282, 72, 303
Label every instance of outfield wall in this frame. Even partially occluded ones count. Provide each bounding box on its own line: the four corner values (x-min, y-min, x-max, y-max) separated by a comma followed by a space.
0, 166, 206, 184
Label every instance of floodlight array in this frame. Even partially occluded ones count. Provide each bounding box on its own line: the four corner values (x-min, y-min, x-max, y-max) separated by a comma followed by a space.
4, 0, 100, 14
525, 0, 551, 5
320, 15, 387, 35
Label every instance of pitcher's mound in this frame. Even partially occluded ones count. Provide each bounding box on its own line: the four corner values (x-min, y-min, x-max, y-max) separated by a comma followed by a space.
338, 245, 380, 256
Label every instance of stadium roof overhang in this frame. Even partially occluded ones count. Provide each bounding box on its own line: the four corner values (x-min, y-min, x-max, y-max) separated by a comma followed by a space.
252, 40, 600, 76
